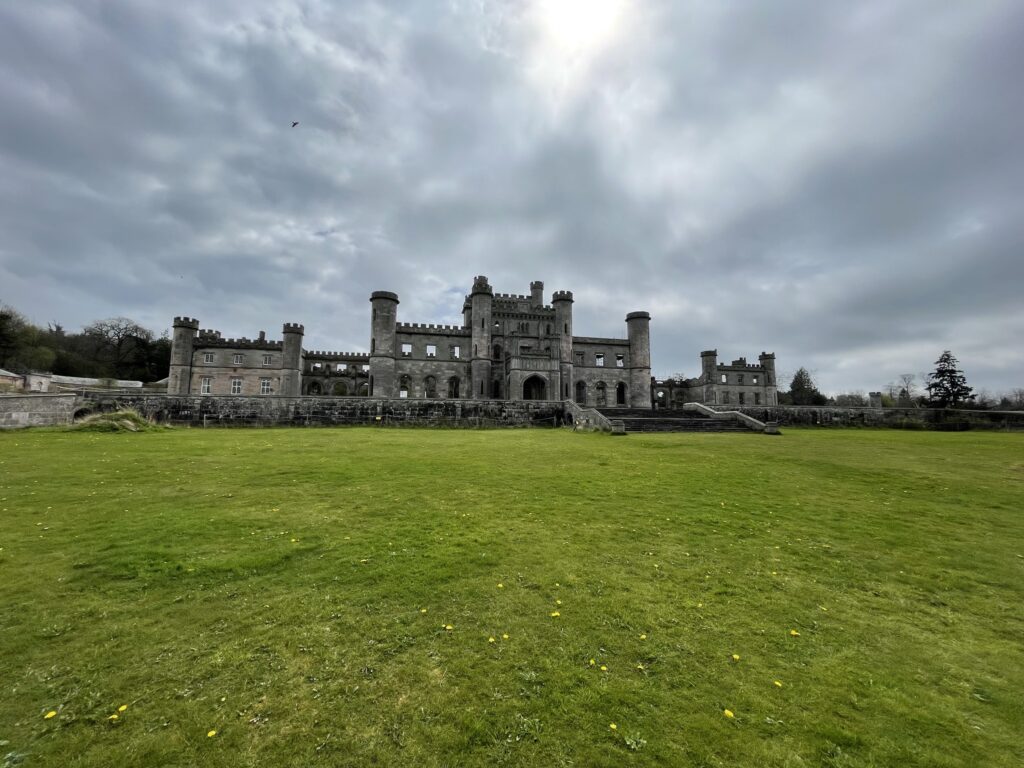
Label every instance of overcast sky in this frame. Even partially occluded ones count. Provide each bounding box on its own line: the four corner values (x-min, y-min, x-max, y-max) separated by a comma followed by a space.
1, 1, 1021, 395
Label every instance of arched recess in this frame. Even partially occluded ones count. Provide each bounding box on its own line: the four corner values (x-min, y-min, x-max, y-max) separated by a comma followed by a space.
616, 382, 627, 405
447, 376, 460, 398
424, 375, 437, 398
357, 382, 369, 397
595, 381, 607, 407
399, 375, 411, 399
575, 381, 587, 404
523, 375, 547, 401
306, 381, 323, 396
493, 343, 503, 360
332, 380, 349, 396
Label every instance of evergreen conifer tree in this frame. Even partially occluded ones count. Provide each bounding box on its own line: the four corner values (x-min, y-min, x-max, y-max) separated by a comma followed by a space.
925, 351, 975, 408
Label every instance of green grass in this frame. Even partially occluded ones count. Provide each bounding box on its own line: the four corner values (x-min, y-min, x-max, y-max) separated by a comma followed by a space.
1, 427, 1022, 767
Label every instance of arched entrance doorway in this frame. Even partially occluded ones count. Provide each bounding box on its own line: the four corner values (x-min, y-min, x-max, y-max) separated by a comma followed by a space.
616, 382, 627, 405
575, 380, 587, 404
447, 376, 460, 398
522, 375, 547, 401
595, 381, 607, 407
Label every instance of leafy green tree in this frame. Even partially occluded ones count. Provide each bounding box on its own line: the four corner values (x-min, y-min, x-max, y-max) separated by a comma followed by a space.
787, 367, 828, 405
925, 351, 975, 408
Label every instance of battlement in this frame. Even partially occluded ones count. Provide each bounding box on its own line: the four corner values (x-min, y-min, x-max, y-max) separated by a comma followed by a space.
195, 334, 284, 350
173, 316, 200, 328
471, 275, 493, 295
530, 281, 543, 289
721, 359, 767, 370
283, 323, 305, 334
626, 311, 650, 321
494, 292, 531, 300
701, 349, 718, 357
305, 350, 371, 359
759, 352, 776, 360
552, 290, 574, 302
396, 322, 470, 335
370, 291, 399, 303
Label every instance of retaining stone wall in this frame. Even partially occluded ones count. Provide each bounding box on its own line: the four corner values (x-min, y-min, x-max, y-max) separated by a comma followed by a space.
79, 394, 566, 428
0, 394, 77, 429
707, 404, 1024, 430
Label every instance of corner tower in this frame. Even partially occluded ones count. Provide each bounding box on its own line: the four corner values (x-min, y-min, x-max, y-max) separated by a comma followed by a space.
469, 276, 493, 399
701, 349, 718, 404
281, 323, 304, 397
625, 311, 651, 408
553, 290, 574, 400
169, 317, 199, 395
369, 291, 399, 398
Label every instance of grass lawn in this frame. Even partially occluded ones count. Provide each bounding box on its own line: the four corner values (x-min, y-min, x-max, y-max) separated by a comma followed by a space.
1, 426, 1022, 767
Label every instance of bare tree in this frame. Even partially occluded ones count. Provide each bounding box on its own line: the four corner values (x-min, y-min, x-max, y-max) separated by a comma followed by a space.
83, 317, 153, 377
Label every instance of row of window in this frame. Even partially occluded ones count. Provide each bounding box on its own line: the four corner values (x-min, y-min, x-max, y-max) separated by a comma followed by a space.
201, 352, 275, 366
310, 362, 371, 373
720, 391, 761, 405
720, 373, 769, 385
399, 343, 459, 358
200, 377, 273, 395
574, 351, 625, 368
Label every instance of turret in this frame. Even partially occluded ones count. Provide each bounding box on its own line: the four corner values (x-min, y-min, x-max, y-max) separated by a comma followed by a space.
625, 311, 651, 408
469, 275, 493, 399
553, 290, 574, 400
701, 349, 718, 405
530, 280, 544, 309
369, 291, 399, 397
280, 323, 304, 396
758, 351, 777, 405
169, 317, 199, 395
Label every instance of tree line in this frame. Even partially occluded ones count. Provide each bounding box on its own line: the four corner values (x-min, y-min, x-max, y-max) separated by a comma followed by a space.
0, 303, 170, 383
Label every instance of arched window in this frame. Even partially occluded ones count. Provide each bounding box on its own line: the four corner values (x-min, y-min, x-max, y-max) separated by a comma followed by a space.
399, 375, 411, 399
575, 381, 587, 404
616, 382, 627, 405
447, 376, 460, 398
595, 381, 607, 407
493, 343, 503, 360
424, 375, 437, 398
333, 381, 349, 396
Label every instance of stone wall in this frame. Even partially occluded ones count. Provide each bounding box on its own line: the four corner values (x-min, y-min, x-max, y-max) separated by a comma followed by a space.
0, 394, 77, 429
79, 394, 567, 428
706, 404, 1024, 430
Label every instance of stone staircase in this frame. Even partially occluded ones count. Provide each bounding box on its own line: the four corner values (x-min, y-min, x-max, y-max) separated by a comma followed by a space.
597, 407, 762, 434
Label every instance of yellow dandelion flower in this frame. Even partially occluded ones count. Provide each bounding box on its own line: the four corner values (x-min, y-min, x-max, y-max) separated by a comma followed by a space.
723, 709, 735, 719
118, 704, 128, 712
589, 658, 596, 666
636, 664, 645, 671
555, 599, 562, 605
44, 710, 57, 719
444, 624, 453, 631
639, 633, 647, 640
774, 680, 784, 688
600, 665, 608, 672
609, 723, 617, 730
550, 611, 560, 617
697, 602, 703, 608
108, 714, 119, 721
731, 654, 740, 662
488, 636, 496, 644
497, 583, 504, 589
789, 629, 800, 637
207, 729, 217, 738
502, 633, 509, 640
420, 608, 427, 614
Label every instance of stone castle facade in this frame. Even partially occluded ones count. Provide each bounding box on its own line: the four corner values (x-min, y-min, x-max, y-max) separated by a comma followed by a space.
168, 275, 776, 408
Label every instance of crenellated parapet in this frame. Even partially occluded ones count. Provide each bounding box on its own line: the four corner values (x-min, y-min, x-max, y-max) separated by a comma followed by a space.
552, 290, 574, 303
305, 351, 371, 360
395, 322, 470, 335
173, 316, 200, 329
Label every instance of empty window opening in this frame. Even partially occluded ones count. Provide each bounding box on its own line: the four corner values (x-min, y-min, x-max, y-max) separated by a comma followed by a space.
595, 381, 607, 406
312, 362, 323, 370
574, 352, 584, 365
425, 376, 437, 397
754, 392, 761, 405
426, 344, 437, 358
493, 344, 503, 360
616, 382, 627, 405
738, 374, 745, 385
595, 353, 605, 367
260, 378, 271, 395
546, 324, 552, 335
447, 376, 460, 398
752, 375, 758, 384
371, 338, 375, 353
451, 345, 461, 359
230, 378, 242, 395
564, 323, 568, 333
399, 375, 411, 398
401, 343, 412, 356
201, 377, 212, 395
615, 354, 625, 368
722, 391, 730, 404
739, 392, 746, 405
720, 373, 727, 384
575, 380, 587, 404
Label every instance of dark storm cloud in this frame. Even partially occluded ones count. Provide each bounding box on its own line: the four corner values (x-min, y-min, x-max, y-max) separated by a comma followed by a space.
1, 0, 1021, 394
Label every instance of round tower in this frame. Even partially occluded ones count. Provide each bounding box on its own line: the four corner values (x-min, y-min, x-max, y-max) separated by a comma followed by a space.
369, 291, 399, 397
553, 290, 574, 401
701, 349, 718, 404
280, 323, 305, 397
469, 276, 493, 399
530, 280, 544, 309
758, 351, 777, 405
625, 311, 651, 408
169, 317, 199, 395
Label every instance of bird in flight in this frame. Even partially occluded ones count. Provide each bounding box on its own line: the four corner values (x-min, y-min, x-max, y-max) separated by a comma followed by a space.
291, 121, 299, 127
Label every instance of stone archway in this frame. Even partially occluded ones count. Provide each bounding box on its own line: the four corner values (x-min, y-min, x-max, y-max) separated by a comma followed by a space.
575, 380, 587, 404
306, 381, 323, 396
332, 380, 349, 396
595, 381, 607, 407
447, 376, 460, 398
523, 375, 547, 401
616, 382, 627, 405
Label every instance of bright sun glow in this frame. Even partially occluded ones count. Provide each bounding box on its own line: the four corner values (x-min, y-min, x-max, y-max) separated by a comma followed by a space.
533, 0, 626, 57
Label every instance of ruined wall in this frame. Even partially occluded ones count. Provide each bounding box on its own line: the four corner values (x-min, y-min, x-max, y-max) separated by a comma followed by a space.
0, 394, 77, 429
80, 394, 566, 428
